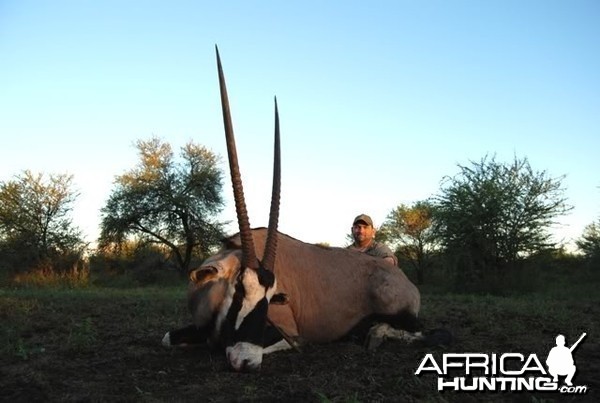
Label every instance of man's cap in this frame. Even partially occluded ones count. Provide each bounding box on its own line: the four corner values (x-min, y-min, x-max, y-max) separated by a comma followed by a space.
353, 214, 373, 227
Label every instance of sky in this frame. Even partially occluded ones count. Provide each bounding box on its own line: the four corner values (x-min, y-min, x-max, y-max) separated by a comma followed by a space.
1, 0, 599, 249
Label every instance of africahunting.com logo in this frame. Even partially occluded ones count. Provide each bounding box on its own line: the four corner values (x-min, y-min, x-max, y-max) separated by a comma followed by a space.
415, 333, 588, 395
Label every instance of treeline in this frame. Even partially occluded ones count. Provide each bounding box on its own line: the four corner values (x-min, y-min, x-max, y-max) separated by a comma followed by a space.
377, 156, 599, 292
1, 137, 598, 290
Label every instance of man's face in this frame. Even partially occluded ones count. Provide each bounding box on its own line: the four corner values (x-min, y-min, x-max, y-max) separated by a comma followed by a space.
352, 222, 375, 246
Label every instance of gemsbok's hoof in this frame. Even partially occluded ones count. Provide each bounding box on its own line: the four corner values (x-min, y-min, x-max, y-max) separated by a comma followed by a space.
161, 332, 172, 347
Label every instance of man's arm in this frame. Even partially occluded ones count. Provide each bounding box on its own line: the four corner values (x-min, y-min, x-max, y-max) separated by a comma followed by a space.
370, 242, 398, 266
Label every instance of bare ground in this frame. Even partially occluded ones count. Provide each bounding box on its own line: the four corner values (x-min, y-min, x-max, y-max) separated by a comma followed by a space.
1, 287, 598, 402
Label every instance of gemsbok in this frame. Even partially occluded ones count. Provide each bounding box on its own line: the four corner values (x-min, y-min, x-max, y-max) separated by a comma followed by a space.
163, 47, 450, 372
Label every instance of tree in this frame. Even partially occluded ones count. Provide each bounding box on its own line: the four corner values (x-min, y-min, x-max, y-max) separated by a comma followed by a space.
99, 137, 226, 276
0, 170, 85, 273
433, 155, 571, 277
379, 201, 437, 284
576, 219, 600, 262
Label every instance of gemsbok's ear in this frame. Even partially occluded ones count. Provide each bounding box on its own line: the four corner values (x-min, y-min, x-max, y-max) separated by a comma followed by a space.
189, 267, 217, 284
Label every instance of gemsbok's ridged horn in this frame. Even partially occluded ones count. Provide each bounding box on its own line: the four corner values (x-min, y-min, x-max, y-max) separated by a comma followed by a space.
261, 98, 281, 271
216, 46, 258, 270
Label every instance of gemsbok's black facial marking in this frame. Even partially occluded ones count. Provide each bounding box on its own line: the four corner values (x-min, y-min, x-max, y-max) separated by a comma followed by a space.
221, 264, 274, 347
256, 265, 275, 288
234, 297, 269, 346
220, 275, 246, 348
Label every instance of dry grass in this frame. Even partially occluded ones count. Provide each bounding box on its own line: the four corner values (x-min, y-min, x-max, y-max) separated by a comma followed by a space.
10, 265, 90, 288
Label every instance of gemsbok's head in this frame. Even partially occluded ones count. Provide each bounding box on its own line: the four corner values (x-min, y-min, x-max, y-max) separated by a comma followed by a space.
186, 47, 281, 372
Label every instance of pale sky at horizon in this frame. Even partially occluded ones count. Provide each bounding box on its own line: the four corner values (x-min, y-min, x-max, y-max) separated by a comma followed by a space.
1, 1, 599, 249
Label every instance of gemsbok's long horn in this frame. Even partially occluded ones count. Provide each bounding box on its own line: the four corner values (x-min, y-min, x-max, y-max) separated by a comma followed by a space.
261, 98, 281, 271
216, 46, 258, 270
